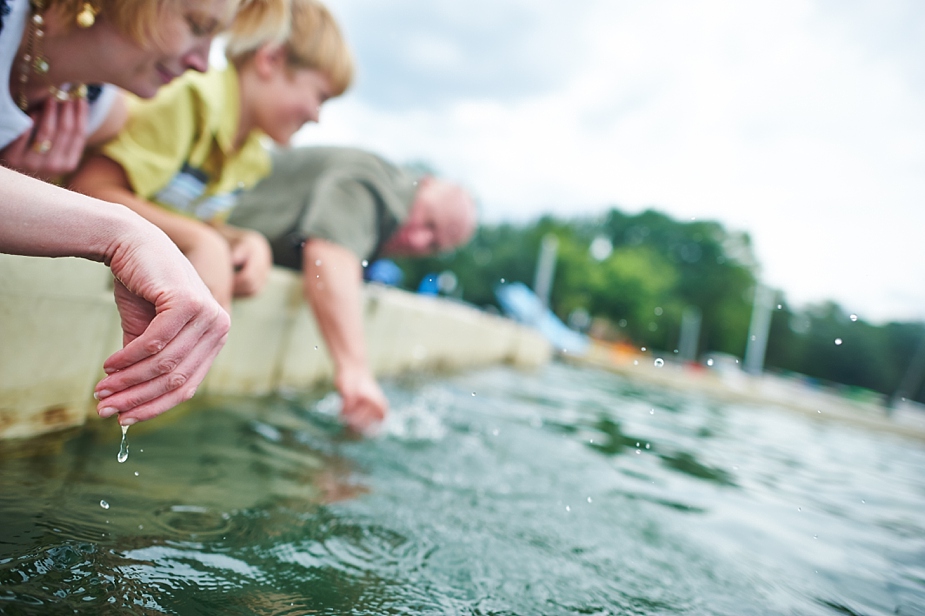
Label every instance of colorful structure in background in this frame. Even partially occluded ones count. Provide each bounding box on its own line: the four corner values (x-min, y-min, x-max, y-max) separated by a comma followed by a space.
495, 282, 590, 357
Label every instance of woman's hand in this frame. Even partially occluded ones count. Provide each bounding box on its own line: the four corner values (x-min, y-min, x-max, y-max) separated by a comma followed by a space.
92, 219, 232, 425
0, 97, 89, 179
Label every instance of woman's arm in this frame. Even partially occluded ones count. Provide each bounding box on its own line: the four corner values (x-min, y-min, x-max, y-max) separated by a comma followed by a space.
71, 154, 236, 310
0, 166, 231, 425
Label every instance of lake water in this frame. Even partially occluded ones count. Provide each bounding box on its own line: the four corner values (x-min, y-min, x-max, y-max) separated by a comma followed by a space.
1, 362, 923, 615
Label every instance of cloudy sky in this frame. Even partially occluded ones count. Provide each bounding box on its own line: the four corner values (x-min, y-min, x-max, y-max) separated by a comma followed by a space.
289, 0, 925, 324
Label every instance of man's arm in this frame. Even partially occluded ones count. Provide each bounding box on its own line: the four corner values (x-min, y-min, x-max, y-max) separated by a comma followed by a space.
302, 238, 387, 433
0, 166, 230, 425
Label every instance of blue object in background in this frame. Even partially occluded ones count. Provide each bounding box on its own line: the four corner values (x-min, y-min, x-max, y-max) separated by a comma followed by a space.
418, 273, 439, 295
495, 282, 590, 356
365, 259, 404, 286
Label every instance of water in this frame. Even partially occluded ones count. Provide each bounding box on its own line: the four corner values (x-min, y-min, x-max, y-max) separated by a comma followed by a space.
1, 362, 923, 615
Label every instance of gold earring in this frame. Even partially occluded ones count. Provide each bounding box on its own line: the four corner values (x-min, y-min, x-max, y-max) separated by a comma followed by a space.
76, 2, 97, 28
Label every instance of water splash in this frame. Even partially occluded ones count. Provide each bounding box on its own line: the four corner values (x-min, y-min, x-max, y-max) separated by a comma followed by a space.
117, 424, 129, 463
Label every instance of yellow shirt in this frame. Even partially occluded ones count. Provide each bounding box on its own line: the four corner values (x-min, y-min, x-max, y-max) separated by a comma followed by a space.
102, 65, 270, 223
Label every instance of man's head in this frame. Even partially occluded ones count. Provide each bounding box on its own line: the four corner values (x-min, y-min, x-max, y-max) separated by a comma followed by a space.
381, 177, 478, 257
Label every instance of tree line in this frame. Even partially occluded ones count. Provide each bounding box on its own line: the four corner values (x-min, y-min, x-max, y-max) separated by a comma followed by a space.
391, 208, 925, 405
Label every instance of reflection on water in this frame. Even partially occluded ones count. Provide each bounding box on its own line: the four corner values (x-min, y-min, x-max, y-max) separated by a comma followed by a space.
1, 363, 923, 614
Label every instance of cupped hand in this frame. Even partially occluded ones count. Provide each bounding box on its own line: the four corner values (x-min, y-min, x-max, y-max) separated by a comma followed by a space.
0, 97, 88, 179
92, 227, 231, 425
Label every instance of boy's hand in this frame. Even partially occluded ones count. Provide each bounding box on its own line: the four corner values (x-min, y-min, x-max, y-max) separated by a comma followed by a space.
229, 229, 273, 297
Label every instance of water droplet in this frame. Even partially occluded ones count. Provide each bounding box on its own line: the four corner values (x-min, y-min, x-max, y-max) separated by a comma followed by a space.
798, 507, 802, 511
633, 360, 639, 366
492, 429, 499, 436
471, 392, 476, 396
636, 442, 640, 447
138, 524, 144, 530
587, 497, 592, 503
813, 534, 818, 539
641, 347, 646, 352
565, 505, 570, 512
834, 338, 843, 346
134, 472, 139, 477
117, 424, 129, 463
635, 449, 641, 454
861, 499, 865, 504
361, 260, 368, 267
707, 358, 714, 366
500, 278, 505, 283
649, 409, 654, 414
817, 409, 822, 413
314, 345, 318, 350
777, 304, 782, 309
654, 358, 664, 368
850, 314, 858, 322
314, 259, 322, 266
100, 500, 110, 510
645, 443, 650, 449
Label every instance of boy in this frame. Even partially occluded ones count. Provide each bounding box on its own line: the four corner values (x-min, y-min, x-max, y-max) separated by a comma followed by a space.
72, 0, 352, 311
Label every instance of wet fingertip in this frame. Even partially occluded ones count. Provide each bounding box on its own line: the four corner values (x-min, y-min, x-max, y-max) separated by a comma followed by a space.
119, 417, 137, 427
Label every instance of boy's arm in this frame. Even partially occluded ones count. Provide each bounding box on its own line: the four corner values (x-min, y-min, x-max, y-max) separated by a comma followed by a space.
302, 238, 388, 433
0, 166, 230, 425
70, 155, 234, 309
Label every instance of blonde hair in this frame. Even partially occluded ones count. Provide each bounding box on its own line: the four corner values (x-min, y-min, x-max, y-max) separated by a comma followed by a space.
45, 0, 289, 50
225, 0, 353, 97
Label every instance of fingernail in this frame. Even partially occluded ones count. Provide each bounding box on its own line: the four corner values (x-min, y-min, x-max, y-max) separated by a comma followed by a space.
119, 417, 137, 427
103, 367, 116, 375
95, 389, 112, 400
98, 406, 117, 418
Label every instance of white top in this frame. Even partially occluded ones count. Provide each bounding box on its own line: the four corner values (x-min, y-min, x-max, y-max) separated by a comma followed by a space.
0, 0, 116, 149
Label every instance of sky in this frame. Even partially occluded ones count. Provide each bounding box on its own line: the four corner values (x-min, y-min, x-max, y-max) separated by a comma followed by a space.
285, 0, 925, 324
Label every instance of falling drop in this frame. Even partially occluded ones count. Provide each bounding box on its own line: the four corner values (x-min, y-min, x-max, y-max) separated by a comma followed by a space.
850, 314, 858, 322
707, 358, 714, 366
587, 497, 592, 503
361, 260, 368, 267
134, 472, 139, 477
565, 505, 570, 512
654, 358, 664, 367
117, 424, 129, 463
100, 500, 110, 510
471, 392, 476, 397
641, 347, 646, 352
834, 338, 843, 346
500, 278, 505, 283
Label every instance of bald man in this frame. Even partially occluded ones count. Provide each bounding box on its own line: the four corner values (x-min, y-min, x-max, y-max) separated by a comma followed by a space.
229, 146, 477, 432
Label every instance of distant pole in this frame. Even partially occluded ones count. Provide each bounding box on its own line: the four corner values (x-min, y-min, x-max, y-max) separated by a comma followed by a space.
888, 327, 925, 411
744, 284, 776, 375
533, 234, 559, 309
678, 306, 702, 362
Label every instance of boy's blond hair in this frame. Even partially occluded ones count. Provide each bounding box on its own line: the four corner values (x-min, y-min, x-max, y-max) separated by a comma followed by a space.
46, 0, 289, 50
225, 0, 353, 97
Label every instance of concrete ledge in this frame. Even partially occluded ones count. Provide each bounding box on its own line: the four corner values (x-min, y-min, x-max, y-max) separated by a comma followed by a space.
0, 255, 551, 440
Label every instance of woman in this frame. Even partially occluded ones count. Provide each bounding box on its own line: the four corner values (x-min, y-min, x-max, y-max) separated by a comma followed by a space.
0, 0, 286, 426
1, 0, 287, 177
